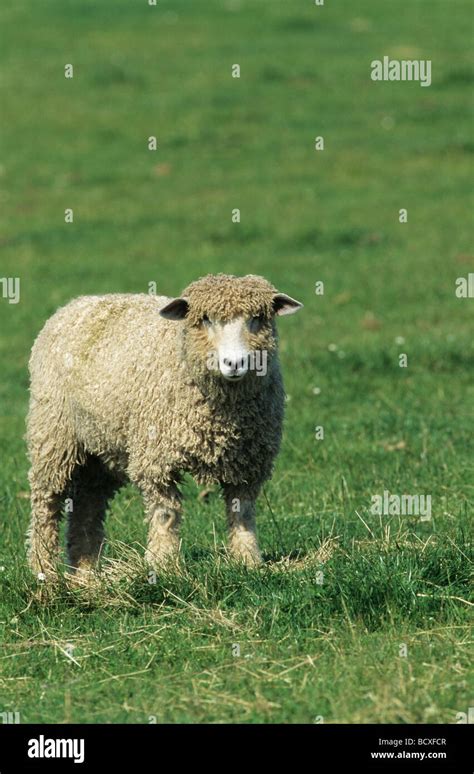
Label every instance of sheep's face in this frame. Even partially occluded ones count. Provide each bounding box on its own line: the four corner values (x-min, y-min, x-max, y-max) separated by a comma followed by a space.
159, 274, 303, 384
194, 314, 271, 381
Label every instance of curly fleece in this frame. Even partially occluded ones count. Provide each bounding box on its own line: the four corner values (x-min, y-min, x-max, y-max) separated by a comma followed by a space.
26, 274, 290, 575
182, 273, 278, 323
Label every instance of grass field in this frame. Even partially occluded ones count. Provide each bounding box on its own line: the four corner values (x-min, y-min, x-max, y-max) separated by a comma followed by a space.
0, 0, 473, 724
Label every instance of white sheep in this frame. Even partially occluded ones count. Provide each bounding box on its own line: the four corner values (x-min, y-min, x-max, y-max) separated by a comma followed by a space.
26, 273, 302, 576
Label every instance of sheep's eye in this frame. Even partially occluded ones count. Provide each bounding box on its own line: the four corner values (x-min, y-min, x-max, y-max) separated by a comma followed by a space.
249, 314, 265, 332
201, 315, 211, 326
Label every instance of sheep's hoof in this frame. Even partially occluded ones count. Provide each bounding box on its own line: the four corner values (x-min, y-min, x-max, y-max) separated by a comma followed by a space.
230, 549, 263, 568
66, 564, 100, 587
33, 569, 59, 584
28, 555, 60, 584
145, 547, 180, 572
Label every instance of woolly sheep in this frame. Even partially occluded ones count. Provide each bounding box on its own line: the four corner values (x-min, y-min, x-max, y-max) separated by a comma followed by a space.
26, 273, 303, 577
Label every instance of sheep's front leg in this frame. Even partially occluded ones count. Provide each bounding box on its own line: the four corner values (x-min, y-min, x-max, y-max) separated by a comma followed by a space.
143, 488, 182, 569
224, 489, 262, 567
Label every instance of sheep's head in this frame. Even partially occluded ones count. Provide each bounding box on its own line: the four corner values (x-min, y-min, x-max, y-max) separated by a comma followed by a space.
159, 274, 303, 383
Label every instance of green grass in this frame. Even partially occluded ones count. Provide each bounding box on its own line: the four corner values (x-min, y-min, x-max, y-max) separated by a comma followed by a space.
0, 0, 472, 724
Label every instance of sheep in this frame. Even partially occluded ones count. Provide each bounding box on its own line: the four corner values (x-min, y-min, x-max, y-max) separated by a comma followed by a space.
26, 273, 303, 577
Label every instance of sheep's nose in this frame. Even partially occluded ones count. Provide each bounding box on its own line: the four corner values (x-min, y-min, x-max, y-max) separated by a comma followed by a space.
223, 356, 246, 370
220, 354, 249, 380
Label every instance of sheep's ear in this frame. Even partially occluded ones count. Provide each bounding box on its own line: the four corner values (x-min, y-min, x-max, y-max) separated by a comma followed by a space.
159, 297, 189, 320
272, 293, 304, 316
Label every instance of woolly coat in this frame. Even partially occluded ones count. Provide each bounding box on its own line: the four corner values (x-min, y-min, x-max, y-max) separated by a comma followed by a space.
27, 275, 286, 502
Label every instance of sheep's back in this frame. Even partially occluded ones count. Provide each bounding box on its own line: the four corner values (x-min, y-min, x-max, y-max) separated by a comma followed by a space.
29, 294, 177, 443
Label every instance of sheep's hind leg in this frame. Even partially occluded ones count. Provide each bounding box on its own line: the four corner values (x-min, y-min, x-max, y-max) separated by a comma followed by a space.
66, 456, 119, 575
27, 487, 65, 579
27, 401, 78, 579
143, 487, 182, 570
223, 488, 262, 567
